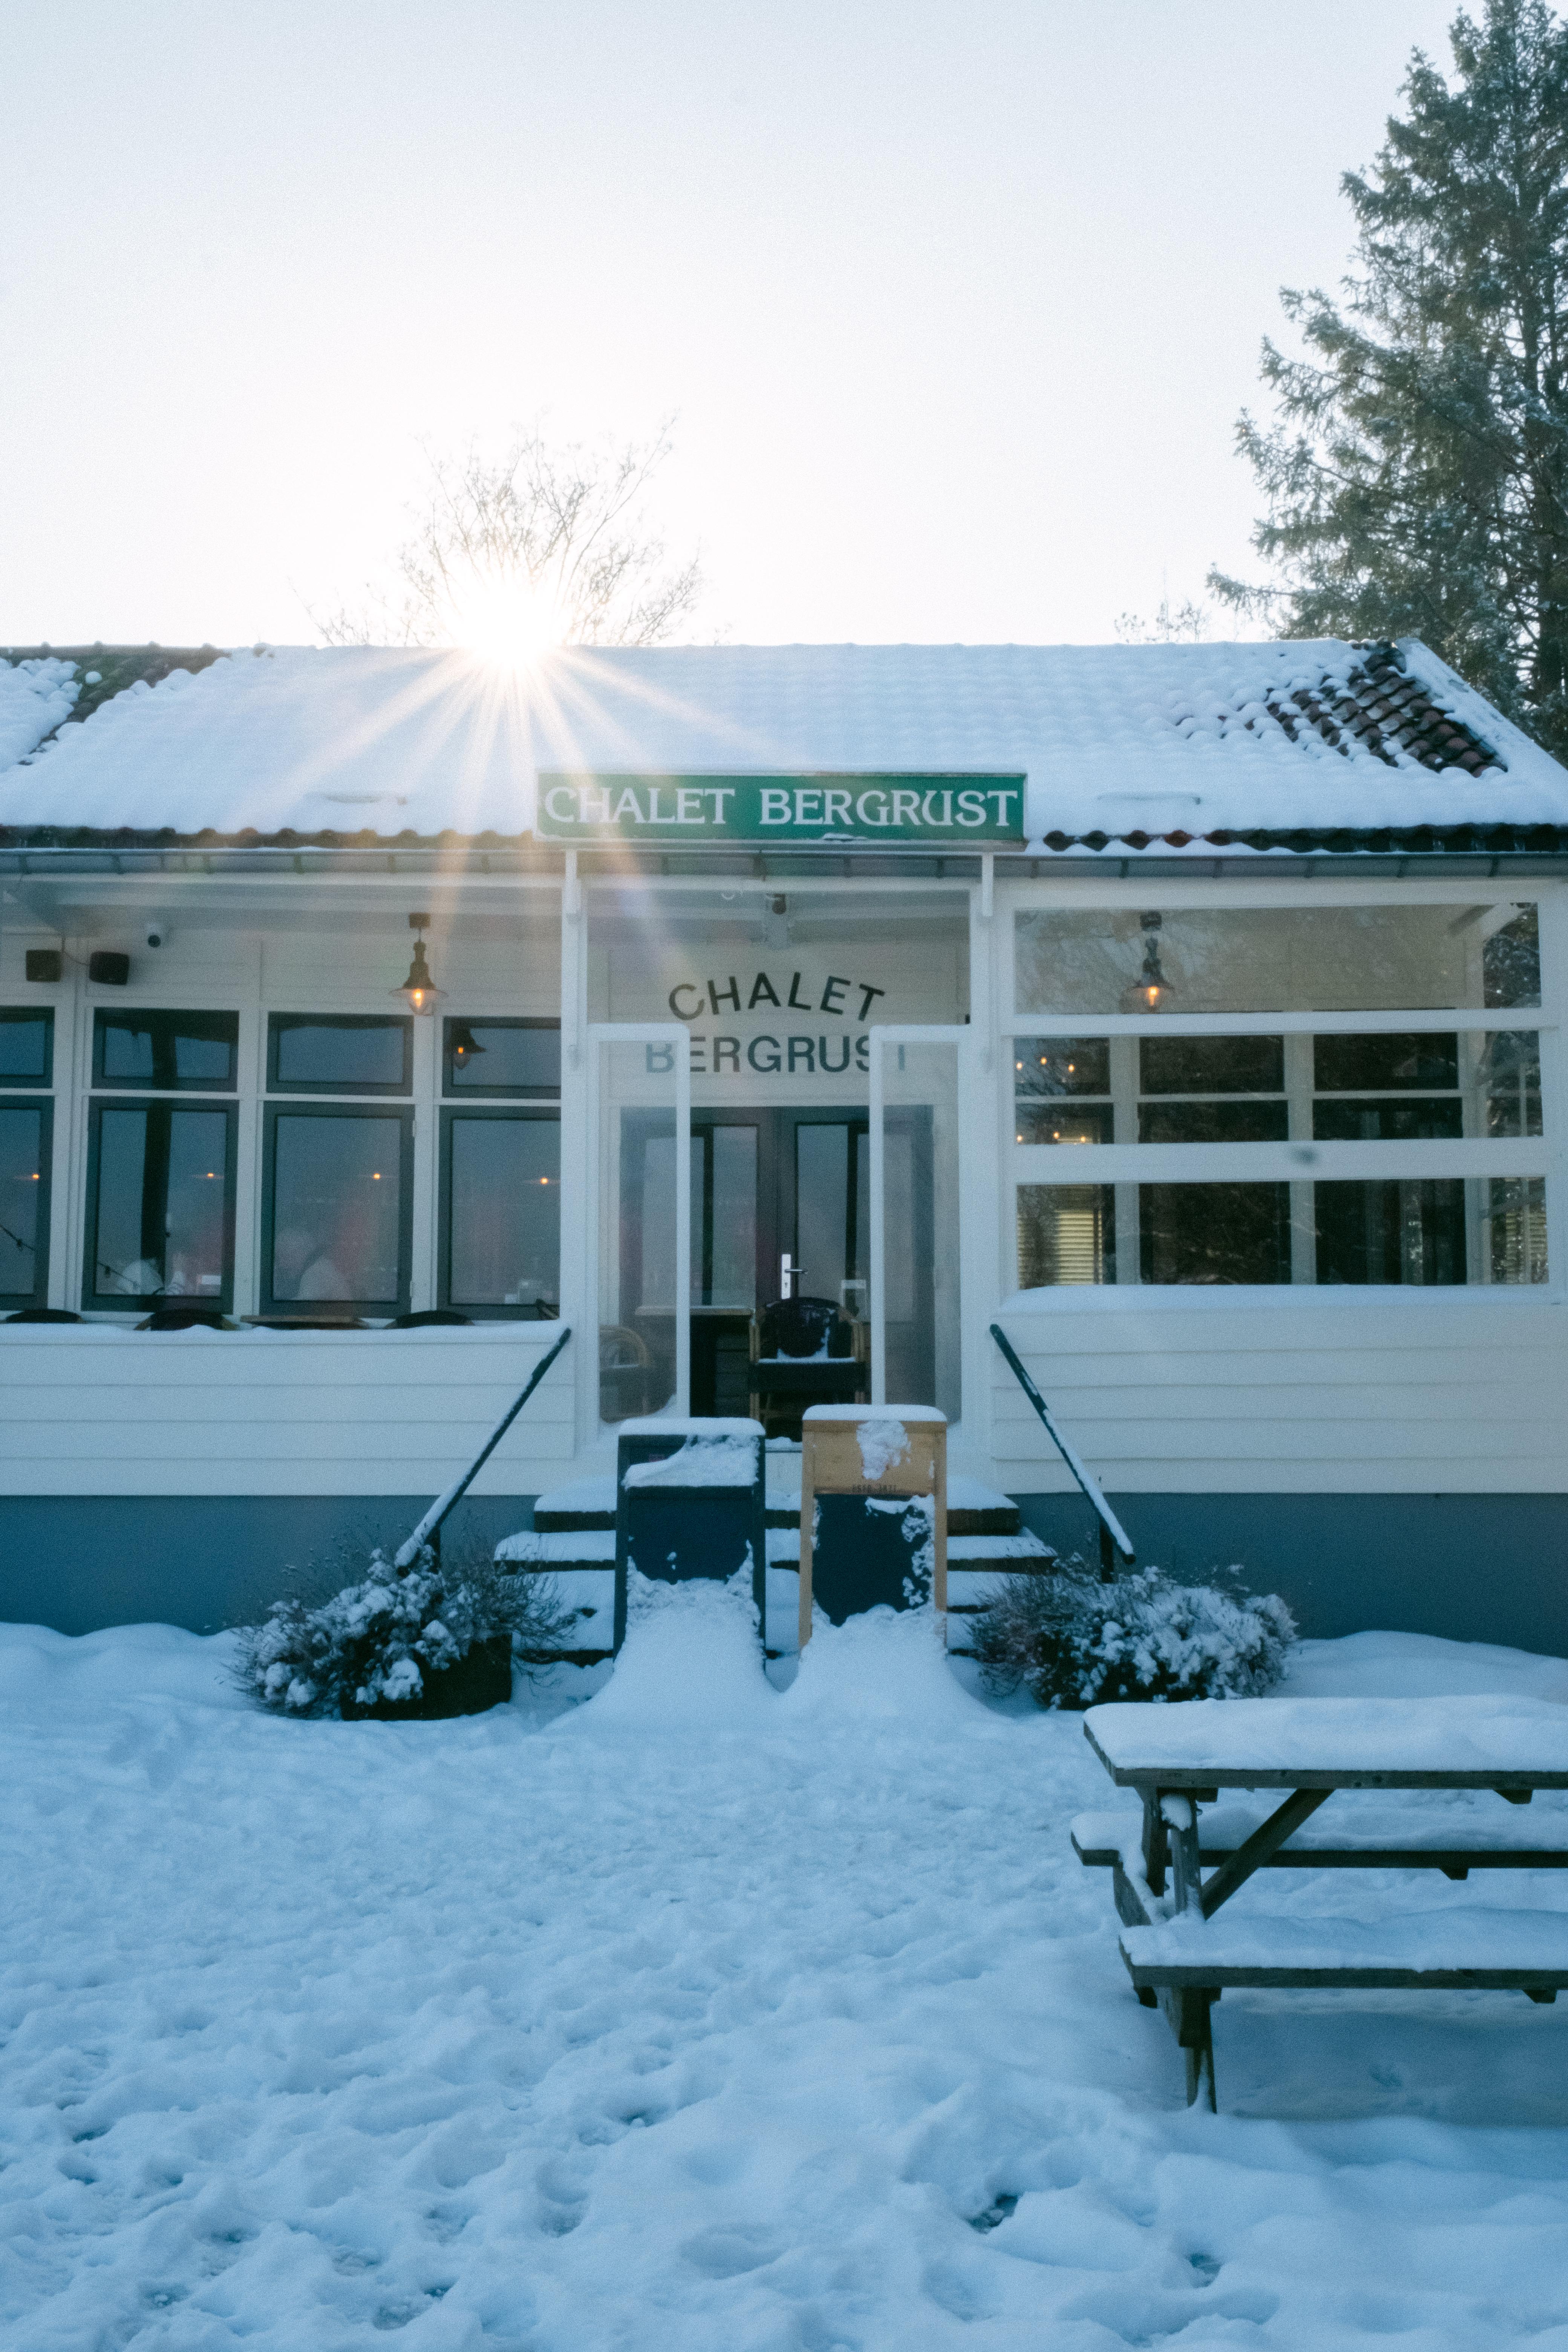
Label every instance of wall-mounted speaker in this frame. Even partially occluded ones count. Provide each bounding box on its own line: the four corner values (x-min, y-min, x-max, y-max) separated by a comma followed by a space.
87, 951, 130, 986
24, 949, 63, 982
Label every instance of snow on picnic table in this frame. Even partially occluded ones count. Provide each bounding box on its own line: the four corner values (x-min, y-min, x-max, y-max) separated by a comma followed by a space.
2, 1602, 1568, 2350
1086, 1692, 1568, 1782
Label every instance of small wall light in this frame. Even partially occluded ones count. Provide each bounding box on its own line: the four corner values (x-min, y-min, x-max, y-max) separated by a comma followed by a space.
396, 913, 444, 1015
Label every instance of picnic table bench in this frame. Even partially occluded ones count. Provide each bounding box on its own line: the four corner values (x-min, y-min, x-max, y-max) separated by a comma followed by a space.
1079, 1695, 1568, 2110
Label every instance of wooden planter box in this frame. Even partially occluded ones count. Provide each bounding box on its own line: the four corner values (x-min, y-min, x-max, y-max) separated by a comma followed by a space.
340, 1635, 513, 1721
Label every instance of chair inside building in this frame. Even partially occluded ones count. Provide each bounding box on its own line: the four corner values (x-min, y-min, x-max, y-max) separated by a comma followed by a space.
748, 1294, 868, 1440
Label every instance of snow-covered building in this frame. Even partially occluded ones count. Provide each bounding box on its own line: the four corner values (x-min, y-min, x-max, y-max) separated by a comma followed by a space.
3, 635, 1567, 1646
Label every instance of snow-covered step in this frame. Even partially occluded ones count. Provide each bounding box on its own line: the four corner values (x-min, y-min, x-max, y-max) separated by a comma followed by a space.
494, 1528, 616, 1661
531, 1475, 616, 1533
945, 1530, 1057, 1655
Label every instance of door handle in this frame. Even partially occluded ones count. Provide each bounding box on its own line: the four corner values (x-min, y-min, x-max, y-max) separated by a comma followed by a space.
780, 1252, 805, 1300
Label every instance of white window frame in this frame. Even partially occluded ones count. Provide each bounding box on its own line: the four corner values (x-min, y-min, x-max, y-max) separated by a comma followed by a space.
996, 875, 1565, 1299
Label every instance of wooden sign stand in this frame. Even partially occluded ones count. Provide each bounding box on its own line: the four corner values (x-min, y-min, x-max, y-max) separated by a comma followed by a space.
798, 1407, 947, 1649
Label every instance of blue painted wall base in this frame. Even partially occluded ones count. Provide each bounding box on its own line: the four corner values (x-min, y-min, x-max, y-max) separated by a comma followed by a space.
2, 1489, 1566, 1659
1012, 1491, 1568, 1660
0, 1495, 541, 1637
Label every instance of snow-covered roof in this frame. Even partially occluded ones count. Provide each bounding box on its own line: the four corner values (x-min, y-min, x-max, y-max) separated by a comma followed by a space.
3, 636, 1565, 853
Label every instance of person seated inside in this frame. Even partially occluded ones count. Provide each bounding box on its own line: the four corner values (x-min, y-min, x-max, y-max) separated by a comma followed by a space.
273, 1225, 351, 1302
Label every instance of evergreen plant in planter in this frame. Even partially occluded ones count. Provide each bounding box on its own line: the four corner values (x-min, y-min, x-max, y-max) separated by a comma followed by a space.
971, 1557, 1295, 1708
235, 1541, 574, 1721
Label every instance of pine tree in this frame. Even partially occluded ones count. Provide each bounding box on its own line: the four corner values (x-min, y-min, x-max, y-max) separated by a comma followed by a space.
1212, 1, 1568, 759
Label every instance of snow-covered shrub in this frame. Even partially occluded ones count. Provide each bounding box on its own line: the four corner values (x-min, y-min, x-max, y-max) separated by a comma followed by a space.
234, 1540, 574, 1719
971, 1557, 1295, 1709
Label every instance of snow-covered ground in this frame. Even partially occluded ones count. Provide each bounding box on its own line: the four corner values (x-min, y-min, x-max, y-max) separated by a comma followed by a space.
3, 1588, 1567, 2350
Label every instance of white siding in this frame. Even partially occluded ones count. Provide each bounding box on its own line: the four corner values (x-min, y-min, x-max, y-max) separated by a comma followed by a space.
0, 1326, 573, 1497
986, 1295, 1568, 1493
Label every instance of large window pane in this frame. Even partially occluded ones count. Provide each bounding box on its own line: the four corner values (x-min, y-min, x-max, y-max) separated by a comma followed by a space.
1314, 1179, 1466, 1285
95, 1009, 237, 1091
87, 1103, 231, 1304
269, 1113, 405, 1305
0, 1010, 52, 1087
1140, 1100, 1289, 1143
268, 1015, 411, 1095
1139, 1184, 1292, 1284
444, 1114, 559, 1311
444, 1018, 560, 1096
1141, 1035, 1284, 1093
797, 1122, 871, 1311
1314, 1034, 1458, 1091
1016, 902, 1539, 1015
1018, 1184, 1116, 1286
1014, 1037, 1115, 1144
0, 1103, 48, 1302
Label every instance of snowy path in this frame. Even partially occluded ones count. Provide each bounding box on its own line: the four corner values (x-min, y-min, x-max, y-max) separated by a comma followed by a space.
3, 1585, 1568, 2349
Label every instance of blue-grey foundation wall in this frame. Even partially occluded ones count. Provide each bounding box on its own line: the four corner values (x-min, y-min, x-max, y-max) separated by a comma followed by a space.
2, 1489, 1566, 1655
0, 1496, 542, 1637
1014, 1492, 1568, 1659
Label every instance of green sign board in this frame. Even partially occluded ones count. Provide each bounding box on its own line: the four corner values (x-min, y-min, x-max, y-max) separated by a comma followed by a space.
535, 772, 1027, 847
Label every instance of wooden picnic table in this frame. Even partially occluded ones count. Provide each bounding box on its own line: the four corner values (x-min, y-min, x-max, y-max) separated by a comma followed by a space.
1078, 1696, 1568, 2109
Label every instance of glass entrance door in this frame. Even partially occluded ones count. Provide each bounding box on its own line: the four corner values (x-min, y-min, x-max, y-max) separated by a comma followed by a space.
612, 1104, 939, 1416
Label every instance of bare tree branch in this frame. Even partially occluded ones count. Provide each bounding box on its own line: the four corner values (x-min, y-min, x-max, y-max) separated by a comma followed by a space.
312, 421, 703, 650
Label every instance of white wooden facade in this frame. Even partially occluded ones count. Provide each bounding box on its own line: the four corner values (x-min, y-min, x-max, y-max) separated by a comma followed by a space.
0, 865, 1563, 1505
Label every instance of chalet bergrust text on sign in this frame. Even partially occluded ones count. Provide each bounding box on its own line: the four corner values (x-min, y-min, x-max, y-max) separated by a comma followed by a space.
536, 772, 1027, 845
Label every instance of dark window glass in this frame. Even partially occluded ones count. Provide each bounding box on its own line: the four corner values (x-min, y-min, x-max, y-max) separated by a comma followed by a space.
1313, 1098, 1464, 1142
1016, 1102, 1115, 1145
1314, 1180, 1467, 1285
84, 1101, 234, 1307
95, 1009, 237, 1092
1140, 1099, 1288, 1144
442, 1112, 560, 1313
443, 1018, 561, 1096
0, 1009, 52, 1087
1140, 1036, 1283, 1095
1484, 905, 1540, 1009
0, 1101, 51, 1304
1313, 1034, 1458, 1092
1139, 1184, 1291, 1283
268, 1015, 412, 1095
1013, 1038, 1111, 1097
1017, 1184, 1116, 1286
265, 1109, 410, 1309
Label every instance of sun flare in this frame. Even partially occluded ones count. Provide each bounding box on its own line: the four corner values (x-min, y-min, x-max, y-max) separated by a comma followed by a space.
450, 574, 567, 669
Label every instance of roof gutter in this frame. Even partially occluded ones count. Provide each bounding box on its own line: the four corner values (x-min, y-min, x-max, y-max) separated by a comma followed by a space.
4, 841, 1568, 884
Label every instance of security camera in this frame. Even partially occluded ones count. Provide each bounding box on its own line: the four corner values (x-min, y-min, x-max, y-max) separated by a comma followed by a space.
145, 918, 170, 949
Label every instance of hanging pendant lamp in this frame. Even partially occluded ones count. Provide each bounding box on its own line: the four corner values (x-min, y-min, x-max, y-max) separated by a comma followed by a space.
396, 913, 445, 1015
1122, 911, 1174, 1014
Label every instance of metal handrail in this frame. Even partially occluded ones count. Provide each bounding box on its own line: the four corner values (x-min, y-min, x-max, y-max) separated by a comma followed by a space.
395, 1325, 572, 1569
988, 1323, 1135, 1575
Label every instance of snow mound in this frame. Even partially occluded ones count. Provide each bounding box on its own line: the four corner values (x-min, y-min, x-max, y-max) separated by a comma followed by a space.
583, 1569, 772, 1731
785, 1601, 985, 1730
0, 1620, 247, 1718
1287, 1628, 1568, 1703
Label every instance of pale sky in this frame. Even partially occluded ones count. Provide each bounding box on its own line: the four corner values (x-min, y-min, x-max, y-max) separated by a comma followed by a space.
2, 0, 1465, 652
